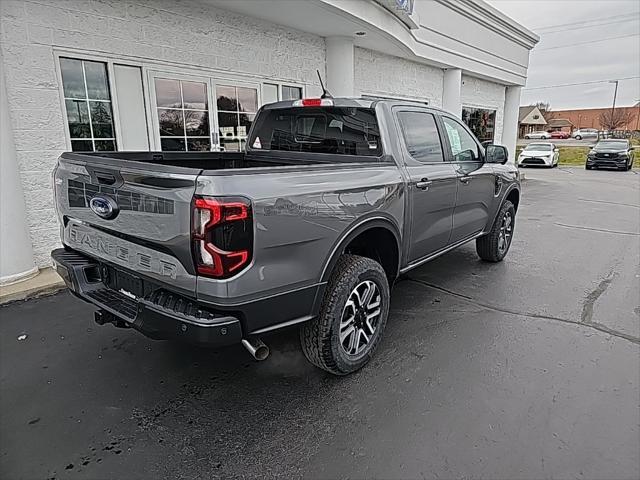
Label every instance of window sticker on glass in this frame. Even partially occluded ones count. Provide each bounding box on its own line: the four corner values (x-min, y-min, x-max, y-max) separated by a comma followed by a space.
445, 122, 462, 154
253, 136, 262, 149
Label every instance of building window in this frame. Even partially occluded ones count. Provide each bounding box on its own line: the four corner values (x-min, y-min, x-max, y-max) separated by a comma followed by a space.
154, 78, 210, 151
60, 58, 117, 152
216, 85, 258, 152
262, 83, 302, 104
462, 107, 496, 143
282, 85, 302, 101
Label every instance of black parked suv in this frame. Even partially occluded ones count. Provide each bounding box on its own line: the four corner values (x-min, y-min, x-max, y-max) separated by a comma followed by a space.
586, 139, 635, 171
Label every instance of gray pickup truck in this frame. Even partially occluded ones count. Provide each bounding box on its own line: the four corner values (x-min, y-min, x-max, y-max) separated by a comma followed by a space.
51, 97, 520, 375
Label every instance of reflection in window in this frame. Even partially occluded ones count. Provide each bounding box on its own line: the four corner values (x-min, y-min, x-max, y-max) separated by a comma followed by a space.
217, 85, 258, 151
462, 107, 496, 143
282, 85, 302, 101
154, 78, 210, 151
397, 112, 443, 163
60, 58, 116, 152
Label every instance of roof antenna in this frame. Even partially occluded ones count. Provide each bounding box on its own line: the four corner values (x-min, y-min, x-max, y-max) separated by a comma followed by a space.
317, 69, 333, 99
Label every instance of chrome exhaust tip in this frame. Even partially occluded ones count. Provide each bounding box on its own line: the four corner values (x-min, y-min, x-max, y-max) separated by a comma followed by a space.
241, 337, 269, 361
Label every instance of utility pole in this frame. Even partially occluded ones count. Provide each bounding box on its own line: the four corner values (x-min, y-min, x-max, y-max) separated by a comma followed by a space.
609, 80, 619, 133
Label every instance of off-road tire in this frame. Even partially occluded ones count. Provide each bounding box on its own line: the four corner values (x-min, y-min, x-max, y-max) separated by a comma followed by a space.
300, 255, 390, 375
476, 200, 515, 262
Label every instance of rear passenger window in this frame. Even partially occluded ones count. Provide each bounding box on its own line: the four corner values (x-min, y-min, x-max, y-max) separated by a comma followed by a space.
397, 111, 444, 163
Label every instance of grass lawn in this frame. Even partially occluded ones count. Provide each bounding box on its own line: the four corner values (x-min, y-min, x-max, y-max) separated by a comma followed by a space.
557, 146, 590, 166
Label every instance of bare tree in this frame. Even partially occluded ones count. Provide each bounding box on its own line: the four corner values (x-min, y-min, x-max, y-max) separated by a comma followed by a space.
598, 109, 636, 131
531, 101, 552, 115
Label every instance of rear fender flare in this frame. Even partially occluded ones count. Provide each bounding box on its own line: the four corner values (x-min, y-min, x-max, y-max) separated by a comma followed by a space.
310, 216, 401, 317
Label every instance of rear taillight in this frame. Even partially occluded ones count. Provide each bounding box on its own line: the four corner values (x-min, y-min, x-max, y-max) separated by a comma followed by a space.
192, 196, 253, 279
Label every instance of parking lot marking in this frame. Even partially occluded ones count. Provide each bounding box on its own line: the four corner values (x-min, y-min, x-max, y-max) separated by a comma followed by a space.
554, 223, 640, 236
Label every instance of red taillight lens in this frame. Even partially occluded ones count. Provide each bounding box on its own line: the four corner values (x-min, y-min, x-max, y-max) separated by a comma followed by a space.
192, 196, 252, 279
293, 98, 334, 107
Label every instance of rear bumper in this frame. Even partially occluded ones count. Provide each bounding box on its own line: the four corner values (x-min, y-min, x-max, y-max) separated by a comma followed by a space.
52, 248, 243, 347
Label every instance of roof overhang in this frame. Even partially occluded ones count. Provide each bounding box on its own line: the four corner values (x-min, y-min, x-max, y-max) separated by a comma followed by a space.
206, 0, 539, 86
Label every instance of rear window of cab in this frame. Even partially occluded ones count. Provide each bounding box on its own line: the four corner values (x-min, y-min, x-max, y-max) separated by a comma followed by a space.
248, 107, 382, 157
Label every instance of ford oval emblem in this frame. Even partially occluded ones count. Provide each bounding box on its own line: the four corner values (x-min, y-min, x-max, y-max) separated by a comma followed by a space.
89, 195, 119, 220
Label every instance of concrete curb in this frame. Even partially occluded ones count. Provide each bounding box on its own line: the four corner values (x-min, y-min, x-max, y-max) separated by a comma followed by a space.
0, 268, 66, 305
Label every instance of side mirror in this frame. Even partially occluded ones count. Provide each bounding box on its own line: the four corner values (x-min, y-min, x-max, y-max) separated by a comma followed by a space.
485, 144, 508, 164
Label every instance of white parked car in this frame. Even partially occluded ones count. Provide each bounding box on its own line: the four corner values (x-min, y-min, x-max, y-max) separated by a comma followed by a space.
517, 142, 559, 167
571, 128, 599, 140
524, 130, 550, 139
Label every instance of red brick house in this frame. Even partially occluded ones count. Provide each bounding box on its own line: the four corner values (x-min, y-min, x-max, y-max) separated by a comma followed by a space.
548, 104, 640, 132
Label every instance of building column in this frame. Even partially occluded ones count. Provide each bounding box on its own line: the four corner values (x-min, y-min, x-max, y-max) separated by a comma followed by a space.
501, 85, 522, 164
442, 68, 462, 118
325, 36, 354, 97
0, 53, 37, 285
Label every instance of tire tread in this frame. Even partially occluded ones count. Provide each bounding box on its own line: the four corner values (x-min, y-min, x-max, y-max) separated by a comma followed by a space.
476, 200, 515, 262
300, 255, 388, 375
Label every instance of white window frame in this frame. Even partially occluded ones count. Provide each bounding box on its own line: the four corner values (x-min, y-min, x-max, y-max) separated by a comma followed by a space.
147, 70, 216, 152
263, 83, 304, 102
54, 51, 133, 152
54, 48, 308, 152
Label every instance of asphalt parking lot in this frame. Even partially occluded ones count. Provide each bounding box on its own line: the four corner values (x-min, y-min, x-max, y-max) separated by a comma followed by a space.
1, 167, 639, 480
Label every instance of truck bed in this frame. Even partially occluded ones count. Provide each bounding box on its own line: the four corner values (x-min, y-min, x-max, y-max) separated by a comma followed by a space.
64, 151, 337, 171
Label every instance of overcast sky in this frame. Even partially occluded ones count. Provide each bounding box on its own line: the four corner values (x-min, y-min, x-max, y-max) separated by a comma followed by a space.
486, 0, 640, 110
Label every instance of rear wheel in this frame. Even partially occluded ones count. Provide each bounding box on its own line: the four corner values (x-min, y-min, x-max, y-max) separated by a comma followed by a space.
575, 135, 582, 140
476, 200, 515, 262
300, 255, 390, 375
524, 135, 530, 139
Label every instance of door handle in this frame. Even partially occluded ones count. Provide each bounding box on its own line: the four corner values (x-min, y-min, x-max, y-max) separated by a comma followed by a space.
415, 179, 432, 190
459, 176, 473, 184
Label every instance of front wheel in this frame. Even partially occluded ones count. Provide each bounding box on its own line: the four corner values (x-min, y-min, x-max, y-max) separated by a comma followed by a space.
476, 200, 515, 262
575, 135, 582, 140
300, 255, 390, 375
524, 135, 530, 139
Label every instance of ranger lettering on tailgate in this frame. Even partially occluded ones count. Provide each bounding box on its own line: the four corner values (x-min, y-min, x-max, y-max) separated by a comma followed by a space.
67, 222, 178, 279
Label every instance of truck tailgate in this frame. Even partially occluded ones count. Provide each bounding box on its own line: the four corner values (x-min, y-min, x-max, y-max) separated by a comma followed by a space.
53, 153, 200, 294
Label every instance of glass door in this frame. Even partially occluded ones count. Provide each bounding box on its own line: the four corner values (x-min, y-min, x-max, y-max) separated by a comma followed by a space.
149, 72, 213, 151
149, 71, 261, 151
214, 83, 259, 152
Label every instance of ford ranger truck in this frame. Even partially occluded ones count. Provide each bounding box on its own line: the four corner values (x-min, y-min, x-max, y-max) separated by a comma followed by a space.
51, 97, 520, 375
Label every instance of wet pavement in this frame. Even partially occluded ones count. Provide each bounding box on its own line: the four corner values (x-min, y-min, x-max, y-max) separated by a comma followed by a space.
1, 167, 639, 480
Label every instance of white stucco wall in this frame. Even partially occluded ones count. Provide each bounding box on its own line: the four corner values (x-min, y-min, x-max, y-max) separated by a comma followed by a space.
0, 0, 325, 267
354, 47, 444, 106
461, 74, 506, 143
